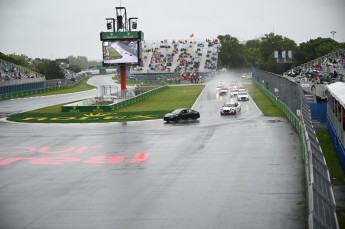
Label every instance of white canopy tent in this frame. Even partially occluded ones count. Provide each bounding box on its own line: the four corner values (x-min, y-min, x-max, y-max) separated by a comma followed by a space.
327, 82, 345, 107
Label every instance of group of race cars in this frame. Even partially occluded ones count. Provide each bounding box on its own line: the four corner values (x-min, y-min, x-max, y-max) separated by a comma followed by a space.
216, 80, 249, 116
163, 79, 250, 123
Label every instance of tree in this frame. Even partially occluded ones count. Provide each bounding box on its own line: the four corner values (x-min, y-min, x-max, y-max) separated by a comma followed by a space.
245, 39, 261, 67
0, 53, 30, 68
68, 64, 82, 73
258, 33, 298, 72
35, 59, 65, 80
295, 37, 342, 65
8, 54, 30, 68
217, 34, 248, 69
67, 56, 89, 70
88, 60, 102, 68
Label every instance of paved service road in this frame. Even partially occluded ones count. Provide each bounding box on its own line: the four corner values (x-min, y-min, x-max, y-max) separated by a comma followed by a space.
0, 72, 306, 229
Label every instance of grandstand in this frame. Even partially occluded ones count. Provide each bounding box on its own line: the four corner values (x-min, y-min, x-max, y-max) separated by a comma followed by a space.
284, 49, 345, 100
130, 39, 220, 76
285, 49, 345, 84
0, 59, 45, 86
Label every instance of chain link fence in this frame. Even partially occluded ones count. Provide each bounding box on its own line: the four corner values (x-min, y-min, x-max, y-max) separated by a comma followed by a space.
253, 68, 338, 229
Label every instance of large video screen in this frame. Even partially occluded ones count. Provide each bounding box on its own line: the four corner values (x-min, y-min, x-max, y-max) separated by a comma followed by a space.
102, 40, 141, 65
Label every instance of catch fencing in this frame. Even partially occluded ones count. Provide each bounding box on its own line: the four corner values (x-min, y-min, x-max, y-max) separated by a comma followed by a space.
253, 68, 338, 229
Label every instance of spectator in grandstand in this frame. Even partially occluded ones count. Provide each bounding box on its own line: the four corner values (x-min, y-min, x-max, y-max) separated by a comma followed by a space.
333, 70, 338, 79
316, 76, 321, 84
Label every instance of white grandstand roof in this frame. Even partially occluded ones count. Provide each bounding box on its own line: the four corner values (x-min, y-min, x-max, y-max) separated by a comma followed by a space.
327, 82, 345, 107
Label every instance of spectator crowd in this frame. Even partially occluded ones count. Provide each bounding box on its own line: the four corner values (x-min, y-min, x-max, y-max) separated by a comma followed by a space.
286, 50, 345, 84
0, 59, 45, 82
131, 38, 220, 74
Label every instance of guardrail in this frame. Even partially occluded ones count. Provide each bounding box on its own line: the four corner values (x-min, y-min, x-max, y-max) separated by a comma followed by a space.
0, 85, 69, 101
0, 76, 89, 101
61, 85, 167, 113
0, 77, 46, 87
253, 70, 338, 229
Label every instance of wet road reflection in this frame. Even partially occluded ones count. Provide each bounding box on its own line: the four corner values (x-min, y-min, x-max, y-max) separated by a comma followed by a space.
0, 72, 306, 229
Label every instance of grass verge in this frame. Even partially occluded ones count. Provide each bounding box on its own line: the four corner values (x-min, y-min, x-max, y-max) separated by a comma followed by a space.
31, 77, 96, 97
316, 131, 345, 186
7, 85, 205, 123
244, 84, 285, 116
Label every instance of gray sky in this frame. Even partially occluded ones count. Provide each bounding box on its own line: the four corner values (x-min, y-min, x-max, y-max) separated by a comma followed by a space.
1, 0, 344, 61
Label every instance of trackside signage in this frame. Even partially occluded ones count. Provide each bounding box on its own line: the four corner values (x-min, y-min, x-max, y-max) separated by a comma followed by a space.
61, 105, 112, 113
100, 31, 144, 40
17, 113, 159, 122
7, 111, 166, 123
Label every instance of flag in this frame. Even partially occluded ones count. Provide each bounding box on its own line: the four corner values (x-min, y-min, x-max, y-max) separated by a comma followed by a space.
189, 33, 194, 38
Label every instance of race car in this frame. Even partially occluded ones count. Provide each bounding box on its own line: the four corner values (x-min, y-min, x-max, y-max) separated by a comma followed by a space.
220, 101, 241, 115
229, 81, 238, 87
217, 87, 229, 95
237, 87, 246, 92
163, 108, 200, 123
230, 89, 239, 97
237, 91, 249, 101
217, 80, 225, 88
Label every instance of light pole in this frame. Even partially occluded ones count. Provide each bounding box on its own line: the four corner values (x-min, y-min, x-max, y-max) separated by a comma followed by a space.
330, 31, 336, 40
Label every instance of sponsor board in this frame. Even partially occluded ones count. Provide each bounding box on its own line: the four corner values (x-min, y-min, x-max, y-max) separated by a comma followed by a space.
8, 112, 162, 123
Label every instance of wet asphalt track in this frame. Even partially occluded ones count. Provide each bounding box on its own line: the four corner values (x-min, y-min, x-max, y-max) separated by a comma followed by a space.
0, 72, 306, 229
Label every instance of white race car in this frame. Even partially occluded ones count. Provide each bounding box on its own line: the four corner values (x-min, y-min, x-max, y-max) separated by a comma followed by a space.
217, 87, 229, 95
217, 80, 225, 88
230, 89, 239, 97
229, 81, 238, 87
237, 91, 249, 101
220, 101, 241, 116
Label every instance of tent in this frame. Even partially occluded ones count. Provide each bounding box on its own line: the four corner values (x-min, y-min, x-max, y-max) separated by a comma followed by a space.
327, 82, 345, 107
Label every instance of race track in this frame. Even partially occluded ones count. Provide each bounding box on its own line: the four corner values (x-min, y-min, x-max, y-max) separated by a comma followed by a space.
0, 72, 306, 229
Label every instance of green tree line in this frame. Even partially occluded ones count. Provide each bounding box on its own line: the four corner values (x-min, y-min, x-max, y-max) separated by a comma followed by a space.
217, 33, 345, 73
2, 33, 344, 79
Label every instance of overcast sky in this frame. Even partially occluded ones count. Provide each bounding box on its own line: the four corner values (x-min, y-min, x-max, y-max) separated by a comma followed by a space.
1, 0, 344, 61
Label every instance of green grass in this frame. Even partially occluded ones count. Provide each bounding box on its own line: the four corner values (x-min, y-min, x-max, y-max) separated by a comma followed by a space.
8, 85, 205, 123
117, 86, 204, 112
29, 101, 82, 113
40, 77, 95, 96
316, 131, 345, 186
104, 47, 122, 60
244, 84, 285, 116
23, 76, 96, 98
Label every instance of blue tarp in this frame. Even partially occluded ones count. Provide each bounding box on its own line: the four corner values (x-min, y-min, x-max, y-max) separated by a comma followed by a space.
310, 102, 327, 123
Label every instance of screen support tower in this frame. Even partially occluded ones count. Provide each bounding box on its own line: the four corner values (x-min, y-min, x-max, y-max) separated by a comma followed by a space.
101, 6, 143, 99
116, 7, 127, 98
